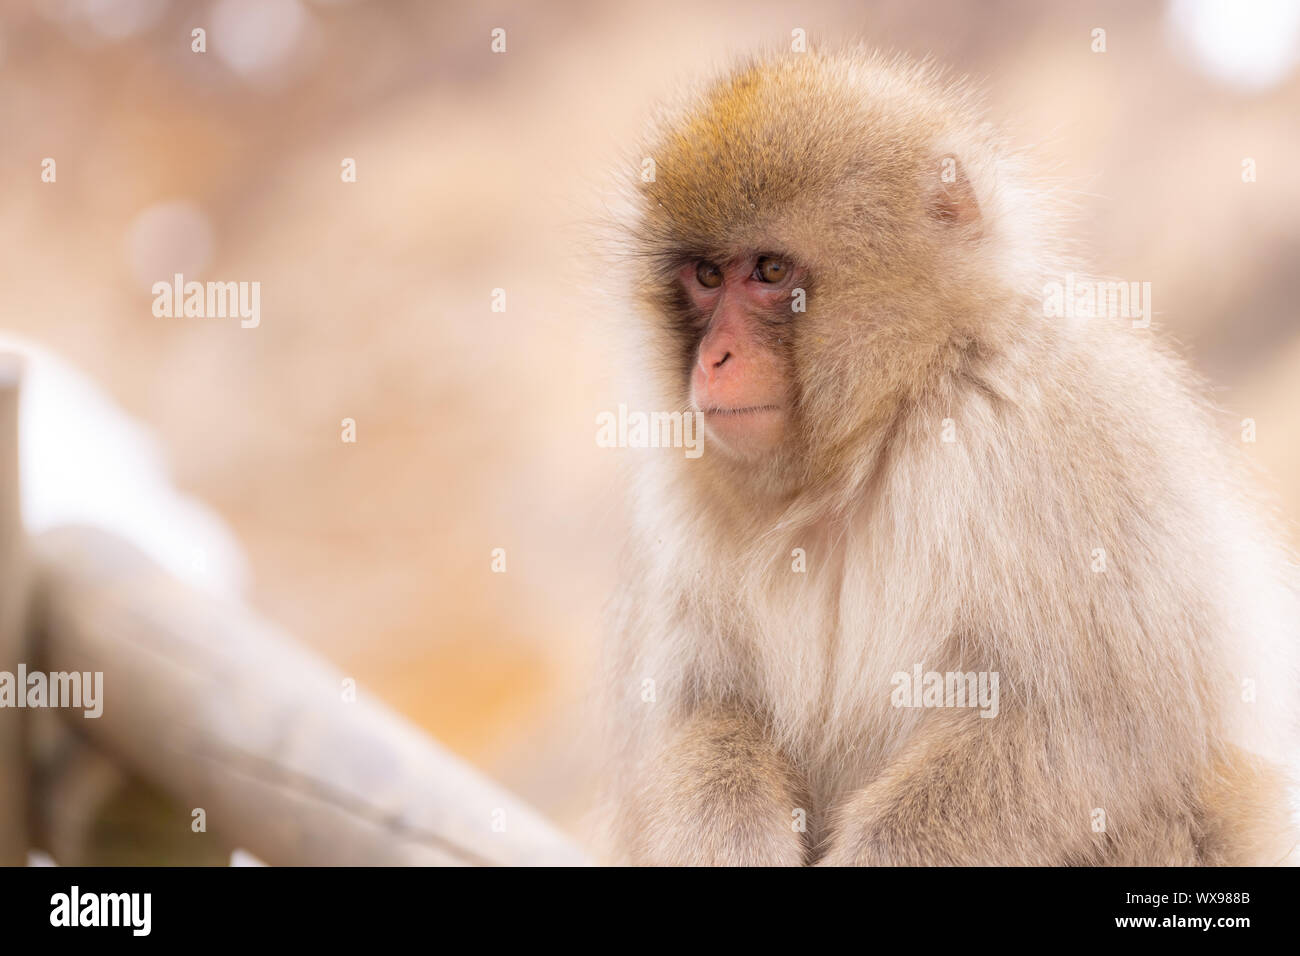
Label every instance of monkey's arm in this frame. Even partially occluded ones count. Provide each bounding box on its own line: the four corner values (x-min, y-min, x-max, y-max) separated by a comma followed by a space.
624, 704, 809, 866
819, 709, 1105, 866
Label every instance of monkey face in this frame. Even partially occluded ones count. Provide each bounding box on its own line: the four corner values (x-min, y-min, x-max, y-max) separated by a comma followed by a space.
677, 253, 803, 459
632, 54, 989, 484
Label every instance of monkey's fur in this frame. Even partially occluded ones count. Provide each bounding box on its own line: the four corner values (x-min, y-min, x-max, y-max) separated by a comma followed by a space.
602, 49, 1299, 865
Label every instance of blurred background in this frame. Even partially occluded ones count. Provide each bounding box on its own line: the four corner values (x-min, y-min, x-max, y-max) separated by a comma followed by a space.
1, 0, 1298, 846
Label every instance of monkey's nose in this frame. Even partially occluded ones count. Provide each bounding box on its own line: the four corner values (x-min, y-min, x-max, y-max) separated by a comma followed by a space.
697, 348, 732, 378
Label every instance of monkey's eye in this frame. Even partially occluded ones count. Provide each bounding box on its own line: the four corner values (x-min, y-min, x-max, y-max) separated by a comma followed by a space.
756, 256, 788, 283
695, 260, 723, 288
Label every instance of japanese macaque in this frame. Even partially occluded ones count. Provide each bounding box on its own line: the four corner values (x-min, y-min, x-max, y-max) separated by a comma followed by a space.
602, 49, 1299, 865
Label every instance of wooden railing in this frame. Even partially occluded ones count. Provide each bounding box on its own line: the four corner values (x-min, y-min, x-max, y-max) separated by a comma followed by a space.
0, 358, 589, 866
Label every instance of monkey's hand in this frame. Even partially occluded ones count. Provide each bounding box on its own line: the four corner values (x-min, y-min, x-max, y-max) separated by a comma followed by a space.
819, 710, 1086, 866
629, 705, 809, 866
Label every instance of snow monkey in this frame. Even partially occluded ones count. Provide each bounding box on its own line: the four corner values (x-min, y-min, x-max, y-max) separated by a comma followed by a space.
602, 49, 1299, 865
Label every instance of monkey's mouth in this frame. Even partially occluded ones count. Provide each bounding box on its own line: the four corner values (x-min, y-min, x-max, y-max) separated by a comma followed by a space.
700, 405, 782, 416
696, 404, 786, 457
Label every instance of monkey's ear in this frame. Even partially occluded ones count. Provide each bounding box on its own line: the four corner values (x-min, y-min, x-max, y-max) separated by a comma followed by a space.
929, 155, 981, 230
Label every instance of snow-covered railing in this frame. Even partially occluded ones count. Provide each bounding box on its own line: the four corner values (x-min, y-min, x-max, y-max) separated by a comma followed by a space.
0, 357, 588, 867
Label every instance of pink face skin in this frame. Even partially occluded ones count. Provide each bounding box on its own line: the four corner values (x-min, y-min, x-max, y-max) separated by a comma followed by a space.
680, 254, 800, 459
